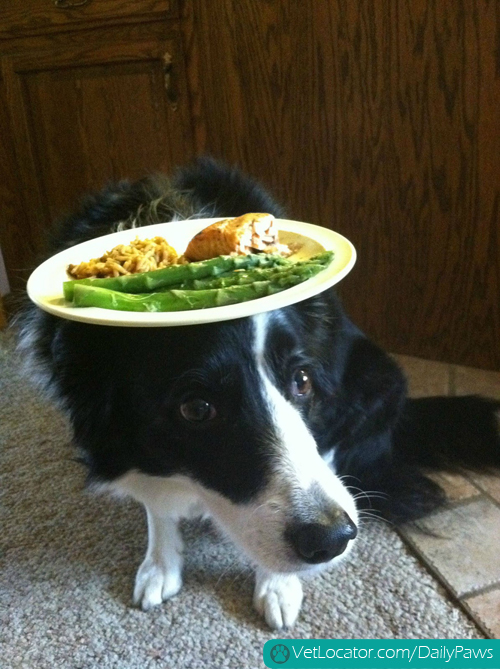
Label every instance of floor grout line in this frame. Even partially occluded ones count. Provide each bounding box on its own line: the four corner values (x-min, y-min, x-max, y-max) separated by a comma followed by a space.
463, 474, 500, 511
396, 528, 492, 639
460, 581, 500, 601
473, 488, 500, 511
394, 353, 500, 640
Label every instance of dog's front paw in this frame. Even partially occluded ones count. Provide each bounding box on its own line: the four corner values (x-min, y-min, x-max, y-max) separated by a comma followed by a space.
133, 558, 183, 611
253, 570, 303, 630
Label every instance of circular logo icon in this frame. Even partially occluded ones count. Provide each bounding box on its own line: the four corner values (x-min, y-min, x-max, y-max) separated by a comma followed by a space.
270, 644, 290, 664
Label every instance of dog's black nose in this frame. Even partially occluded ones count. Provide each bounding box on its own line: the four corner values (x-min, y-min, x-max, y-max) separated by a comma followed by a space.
287, 514, 358, 564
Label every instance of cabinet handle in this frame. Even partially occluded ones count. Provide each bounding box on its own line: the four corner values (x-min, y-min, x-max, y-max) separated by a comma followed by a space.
54, 0, 92, 8
163, 52, 178, 112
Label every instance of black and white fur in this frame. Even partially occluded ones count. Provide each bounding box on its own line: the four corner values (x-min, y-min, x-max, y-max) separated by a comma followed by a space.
16, 158, 500, 629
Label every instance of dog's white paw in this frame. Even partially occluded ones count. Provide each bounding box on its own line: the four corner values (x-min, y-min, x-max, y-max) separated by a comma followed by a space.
133, 558, 182, 611
253, 571, 303, 630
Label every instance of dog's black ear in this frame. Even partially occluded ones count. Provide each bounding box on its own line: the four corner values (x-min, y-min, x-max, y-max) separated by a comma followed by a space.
314, 328, 449, 524
294, 291, 408, 451
335, 336, 408, 444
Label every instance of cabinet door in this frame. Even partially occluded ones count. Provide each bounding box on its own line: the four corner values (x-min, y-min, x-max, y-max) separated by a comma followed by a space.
1, 25, 192, 289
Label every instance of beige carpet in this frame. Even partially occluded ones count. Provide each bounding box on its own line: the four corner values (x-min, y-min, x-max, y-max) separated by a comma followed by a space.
0, 330, 482, 668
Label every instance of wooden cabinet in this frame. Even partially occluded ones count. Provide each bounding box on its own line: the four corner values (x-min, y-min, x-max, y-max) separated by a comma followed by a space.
0, 16, 192, 293
1, 1, 499, 370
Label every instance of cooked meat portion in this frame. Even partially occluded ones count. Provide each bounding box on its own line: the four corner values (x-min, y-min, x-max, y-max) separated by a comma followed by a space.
184, 213, 288, 261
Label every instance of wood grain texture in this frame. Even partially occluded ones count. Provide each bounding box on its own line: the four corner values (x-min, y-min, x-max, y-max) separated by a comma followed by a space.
0, 22, 193, 288
0, 71, 32, 291
184, 0, 500, 369
0, 0, 176, 39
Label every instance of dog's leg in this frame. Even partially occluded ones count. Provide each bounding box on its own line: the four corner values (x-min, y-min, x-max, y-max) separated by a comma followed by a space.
253, 567, 303, 630
133, 507, 183, 611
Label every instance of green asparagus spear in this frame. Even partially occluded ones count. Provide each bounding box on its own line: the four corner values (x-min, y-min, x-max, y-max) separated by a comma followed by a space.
71, 262, 329, 312
177, 252, 334, 290
63, 253, 290, 301
72, 281, 273, 312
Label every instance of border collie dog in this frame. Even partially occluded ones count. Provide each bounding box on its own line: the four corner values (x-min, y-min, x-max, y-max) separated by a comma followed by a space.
17, 158, 500, 629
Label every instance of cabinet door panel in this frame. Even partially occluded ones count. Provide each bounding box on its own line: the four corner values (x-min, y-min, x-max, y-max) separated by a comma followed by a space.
1, 29, 192, 284
22, 61, 181, 221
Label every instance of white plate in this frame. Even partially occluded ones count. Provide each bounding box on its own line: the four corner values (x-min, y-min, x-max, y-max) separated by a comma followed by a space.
27, 218, 356, 327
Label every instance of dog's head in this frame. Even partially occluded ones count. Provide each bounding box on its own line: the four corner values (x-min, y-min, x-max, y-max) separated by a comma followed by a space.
112, 295, 359, 573
52, 292, 358, 573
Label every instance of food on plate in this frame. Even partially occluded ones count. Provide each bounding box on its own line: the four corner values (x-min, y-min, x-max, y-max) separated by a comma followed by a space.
184, 213, 290, 261
177, 252, 333, 290
67, 236, 179, 279
65, 213, 290, 283
61, 216, 334, 313
63, 252, 290, 302
69, 253, 334, 313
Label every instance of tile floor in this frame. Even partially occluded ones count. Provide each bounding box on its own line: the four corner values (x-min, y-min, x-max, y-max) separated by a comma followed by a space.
393, 354, 500, 639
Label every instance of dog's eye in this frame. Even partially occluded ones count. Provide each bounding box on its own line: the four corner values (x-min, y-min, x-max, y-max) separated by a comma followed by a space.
291, 369, 312, 397
179, 399, 217, 423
